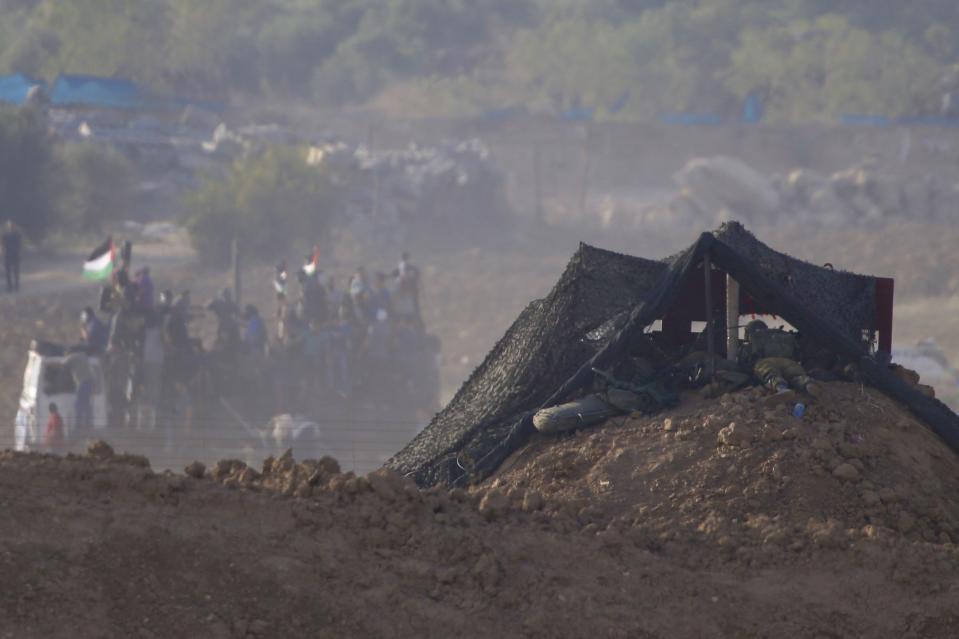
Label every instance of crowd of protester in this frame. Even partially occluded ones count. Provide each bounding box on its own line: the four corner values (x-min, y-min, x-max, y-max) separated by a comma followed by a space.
62, 246, 438, 448
261, 251, 438, 416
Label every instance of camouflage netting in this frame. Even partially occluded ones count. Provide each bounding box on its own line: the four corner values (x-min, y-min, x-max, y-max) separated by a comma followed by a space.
711, 223, 877, 340
389, 222, 949, 488
388, 245, 666, 486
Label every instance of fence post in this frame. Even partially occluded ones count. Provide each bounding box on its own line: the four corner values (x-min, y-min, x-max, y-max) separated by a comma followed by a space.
704, 251, 715, 381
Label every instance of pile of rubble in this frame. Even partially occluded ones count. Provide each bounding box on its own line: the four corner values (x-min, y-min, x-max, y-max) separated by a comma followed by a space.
486, 381, 959, 567
306, 139, 512, 247
624, 156, 959, 232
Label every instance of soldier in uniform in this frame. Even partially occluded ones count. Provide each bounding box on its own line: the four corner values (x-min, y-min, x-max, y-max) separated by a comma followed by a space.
740, 320, 821, 401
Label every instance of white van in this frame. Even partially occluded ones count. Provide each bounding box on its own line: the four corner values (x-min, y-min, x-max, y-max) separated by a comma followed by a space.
14, 345, 107, 452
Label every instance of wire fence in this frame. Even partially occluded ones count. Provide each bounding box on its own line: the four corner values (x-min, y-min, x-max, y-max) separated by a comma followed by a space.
18, 416, 426, 476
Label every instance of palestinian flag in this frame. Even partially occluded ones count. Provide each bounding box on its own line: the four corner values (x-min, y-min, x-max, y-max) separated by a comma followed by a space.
83, 237, 116, 282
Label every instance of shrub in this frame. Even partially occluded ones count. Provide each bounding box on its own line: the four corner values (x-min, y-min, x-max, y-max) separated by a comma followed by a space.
57, 142, 134, 235
184, 147, 338, 267
0, 106, 58, 241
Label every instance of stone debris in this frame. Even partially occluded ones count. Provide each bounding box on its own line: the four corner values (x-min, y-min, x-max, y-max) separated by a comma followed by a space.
623, 156, 959, 234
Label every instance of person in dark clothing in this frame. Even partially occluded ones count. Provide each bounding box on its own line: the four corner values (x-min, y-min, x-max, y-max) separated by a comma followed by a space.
80, 307, 108, 355
219, 287, 239, 318
371, 271, 391, 315
242, 305, 267, 357
161, 297, 192, 375
298, 269, 328, 325
2, 220, 22, 293
133, 267, 154, 310
158, 296, 193, 432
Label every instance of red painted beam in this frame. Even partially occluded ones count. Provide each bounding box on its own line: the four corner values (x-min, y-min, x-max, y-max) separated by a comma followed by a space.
875, 277, 895, 355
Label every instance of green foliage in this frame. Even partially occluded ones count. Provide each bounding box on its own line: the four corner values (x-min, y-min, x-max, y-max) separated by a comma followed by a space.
184, 147, 338, 267
725, 15, 941, 120
0, 107, 140, 241
0, 0, 955, 120
0, 106, 58, 241
56, 143, 133, 235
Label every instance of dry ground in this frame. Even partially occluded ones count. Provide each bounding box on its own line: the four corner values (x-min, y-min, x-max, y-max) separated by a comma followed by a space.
2, 380, 958, 638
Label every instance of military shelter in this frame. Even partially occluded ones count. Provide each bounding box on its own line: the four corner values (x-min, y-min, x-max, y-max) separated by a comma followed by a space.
388, 222, 959, 487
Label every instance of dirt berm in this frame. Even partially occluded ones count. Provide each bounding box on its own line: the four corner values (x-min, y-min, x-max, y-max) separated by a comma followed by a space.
2, 382, 959, 638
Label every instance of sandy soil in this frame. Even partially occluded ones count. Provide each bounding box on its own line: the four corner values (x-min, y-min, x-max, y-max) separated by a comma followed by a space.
2, 380, 958, 638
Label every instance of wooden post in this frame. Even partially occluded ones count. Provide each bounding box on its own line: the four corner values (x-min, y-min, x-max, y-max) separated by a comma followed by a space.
703, 252, 715, 381
726, 274, 740, 362
231, 236, 241, 308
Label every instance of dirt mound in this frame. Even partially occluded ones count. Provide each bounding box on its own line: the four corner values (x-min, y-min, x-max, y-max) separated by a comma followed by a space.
485, 382, 959, 566
3, 393, 959, 638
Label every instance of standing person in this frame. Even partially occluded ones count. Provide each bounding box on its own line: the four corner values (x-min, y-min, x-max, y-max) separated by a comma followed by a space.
43, 402, 65, 452
298, 267, 328, 326
159, 294, 191, 442
242, 305, 266, 357
371, 272, 391, 315
105, 289, 140, 429
349, 267, 373, 321
65, 350, 95, 431
133, 267, 155, 310
325, 274, 344, 317
2, 220, 22, 293
219, 287, 239, 317
364, 309, 394, 401
275, 292, 290, 343
79, 307, 108, 355
393, 252, 422, 329
274, 261, 289, 296
140, 312, 164, 429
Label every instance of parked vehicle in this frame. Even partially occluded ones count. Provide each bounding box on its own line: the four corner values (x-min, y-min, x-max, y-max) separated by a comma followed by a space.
14, 341, 107, 452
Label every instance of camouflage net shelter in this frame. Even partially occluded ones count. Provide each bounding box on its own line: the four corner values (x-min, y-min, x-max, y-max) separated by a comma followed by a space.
388, 222, 959, 487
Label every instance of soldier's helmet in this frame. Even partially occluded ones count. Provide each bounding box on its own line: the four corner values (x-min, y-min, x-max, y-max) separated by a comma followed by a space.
745, 319, 768, 342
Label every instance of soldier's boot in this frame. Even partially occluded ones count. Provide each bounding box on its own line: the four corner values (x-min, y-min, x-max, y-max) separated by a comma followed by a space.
761, 375, 796, 406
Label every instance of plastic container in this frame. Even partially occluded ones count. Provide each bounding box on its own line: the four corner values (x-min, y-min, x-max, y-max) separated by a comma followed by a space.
792, 402, 806, 418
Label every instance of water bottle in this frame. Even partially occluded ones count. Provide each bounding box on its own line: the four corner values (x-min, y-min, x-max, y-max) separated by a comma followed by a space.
792, 402, 806, 418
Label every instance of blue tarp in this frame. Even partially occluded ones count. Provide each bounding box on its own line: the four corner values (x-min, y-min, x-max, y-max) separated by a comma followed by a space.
561, 105, 595, 122
50, 75, 144, 109
0, 74, 40, 105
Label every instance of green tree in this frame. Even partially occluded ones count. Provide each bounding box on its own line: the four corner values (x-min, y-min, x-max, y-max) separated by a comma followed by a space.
0, 106, 58, 241
726, 15, 941, 120
31, 0, 169, 83
185, 147, 338, 267
57, 143, 133, 235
